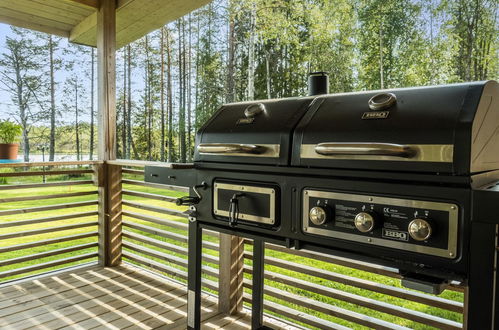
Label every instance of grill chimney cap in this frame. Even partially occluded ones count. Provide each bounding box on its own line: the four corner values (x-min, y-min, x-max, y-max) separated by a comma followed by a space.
308, 71, 329, 96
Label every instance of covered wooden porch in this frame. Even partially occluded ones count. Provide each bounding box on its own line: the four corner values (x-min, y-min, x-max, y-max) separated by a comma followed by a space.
0, 1, 467, 329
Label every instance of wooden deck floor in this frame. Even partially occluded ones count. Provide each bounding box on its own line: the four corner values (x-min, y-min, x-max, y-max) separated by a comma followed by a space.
0, 264, 296, 330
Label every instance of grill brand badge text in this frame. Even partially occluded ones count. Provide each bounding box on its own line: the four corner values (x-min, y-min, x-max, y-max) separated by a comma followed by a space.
362, 111, 390, 120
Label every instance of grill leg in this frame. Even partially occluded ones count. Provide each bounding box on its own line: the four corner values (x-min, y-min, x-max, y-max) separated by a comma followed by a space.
187, 220, 202, 330
252, 239, 270, 329
464, 222, 497, 329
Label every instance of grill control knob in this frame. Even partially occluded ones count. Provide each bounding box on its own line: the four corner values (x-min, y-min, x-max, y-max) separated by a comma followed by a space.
309, 206, 328, 225
408, 218, 432, 241
354, 212, 376, 233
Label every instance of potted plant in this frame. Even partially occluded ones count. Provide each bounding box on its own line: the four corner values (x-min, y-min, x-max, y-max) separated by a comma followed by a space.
0, 120, 22, 160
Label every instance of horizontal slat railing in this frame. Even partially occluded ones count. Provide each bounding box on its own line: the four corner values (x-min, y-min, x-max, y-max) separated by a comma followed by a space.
242, 241, 465, 329
0, 161, 100, 282
117, 161, 222, 299
114, 160, 465, 329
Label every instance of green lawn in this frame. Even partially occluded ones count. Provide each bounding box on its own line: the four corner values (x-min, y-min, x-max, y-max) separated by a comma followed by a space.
0, 171, 463, 329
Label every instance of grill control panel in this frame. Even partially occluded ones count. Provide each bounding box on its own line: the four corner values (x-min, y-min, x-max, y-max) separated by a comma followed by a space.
302, 189, 459, 259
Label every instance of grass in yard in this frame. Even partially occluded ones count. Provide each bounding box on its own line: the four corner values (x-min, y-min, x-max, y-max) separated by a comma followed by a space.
0, 171, 464, 329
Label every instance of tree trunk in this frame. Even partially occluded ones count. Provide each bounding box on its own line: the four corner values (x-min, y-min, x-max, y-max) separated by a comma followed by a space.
160, 28, 166, 162
75, 82, 80, 162
122, 49, 127, 158
178, 19, 186, 163
166, 29, 174, 162
48, 35, 56, 161
246, 4, 256, 100
187, 14, 192, 161
126, 45, 133, 159
226, 15, 236, 103
90, 47, 95, 160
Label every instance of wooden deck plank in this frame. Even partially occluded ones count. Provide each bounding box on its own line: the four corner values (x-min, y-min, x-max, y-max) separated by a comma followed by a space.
0, 264, 294, 330
81, 292, 187, 329
50, 287, 185, 329
0, 266, 135, 308
1, 276, 149, 327
201, 311, 250, 329
5, 278, 145, 330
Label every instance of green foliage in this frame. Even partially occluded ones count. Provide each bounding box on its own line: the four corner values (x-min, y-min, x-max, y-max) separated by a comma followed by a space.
0, 120, 22, 144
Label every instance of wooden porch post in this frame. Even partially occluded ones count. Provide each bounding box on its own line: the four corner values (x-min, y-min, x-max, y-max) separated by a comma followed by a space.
96, 0, 121, 267
218, 234, 244, 314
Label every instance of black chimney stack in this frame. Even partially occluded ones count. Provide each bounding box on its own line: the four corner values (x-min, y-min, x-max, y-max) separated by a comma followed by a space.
308, 72, 329, 96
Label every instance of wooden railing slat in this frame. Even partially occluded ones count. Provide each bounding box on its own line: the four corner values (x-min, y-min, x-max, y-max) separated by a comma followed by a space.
122, 169, 144, 176
242, 293, 351, 330
0, 243, 99, 267
122, 252, 218, 292
0, 169, 93, 177
0, 222, 98, 240
0, 211, 99, 229
0, 191, 98, 204
123, 211, 219, 238
122, 190, 177, 203
108, 159, 193, 169
123, 211, 188, 231
0, 201, 98, 217
0, 161, 101, 168
244, 265, 462, 329
244, 252, 463, 313
122, 200, 187, 218
0, 232, 98, 253
123, 241, 219, 275
122, 179, 189, 193
122, 231, 218, 264
0, 252, 98, 279
0, 180, 94, 191
122, 221, 218, 251
242, 279, 410, 330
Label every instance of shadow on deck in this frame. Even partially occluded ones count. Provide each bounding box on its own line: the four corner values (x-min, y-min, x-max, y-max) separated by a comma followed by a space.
0, 264, 295, 330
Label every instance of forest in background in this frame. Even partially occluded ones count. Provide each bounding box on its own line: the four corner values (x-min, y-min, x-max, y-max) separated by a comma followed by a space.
0, 0, 497, 162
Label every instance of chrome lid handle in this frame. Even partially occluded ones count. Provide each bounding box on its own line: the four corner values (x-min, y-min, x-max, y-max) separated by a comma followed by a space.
198, 143, 267, 155
315, 142, 416, 158
368, 93, 397, 110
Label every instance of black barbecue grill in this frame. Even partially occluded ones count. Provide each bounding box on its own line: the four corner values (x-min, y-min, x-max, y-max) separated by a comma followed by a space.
146, 80, 499, 330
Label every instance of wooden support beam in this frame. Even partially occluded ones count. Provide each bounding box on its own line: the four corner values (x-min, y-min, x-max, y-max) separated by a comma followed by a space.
96, 0, 120, 267
96, 164, 122, 267
97, 0, 116, 162
218, 234, 244, 315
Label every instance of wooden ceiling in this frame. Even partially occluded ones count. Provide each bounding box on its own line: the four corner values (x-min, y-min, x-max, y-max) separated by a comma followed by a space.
0, 0, 210, 48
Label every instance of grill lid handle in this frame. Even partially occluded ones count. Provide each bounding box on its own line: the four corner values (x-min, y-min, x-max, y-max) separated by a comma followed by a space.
315, 143, 416, 158
198, 143, 267, 155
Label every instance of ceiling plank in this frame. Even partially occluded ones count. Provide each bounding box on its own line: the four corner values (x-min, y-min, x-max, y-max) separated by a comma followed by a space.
0, 0, 84, 26
0, 7, 74, 32
70, 0, 211, 48
0, 14, 69, 38
31, 0, 95, 16
61, 0, 99, 9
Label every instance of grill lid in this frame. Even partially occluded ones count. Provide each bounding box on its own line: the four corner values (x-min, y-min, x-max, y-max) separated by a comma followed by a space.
194, 97, 316, 165
292, 81, 499, 175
